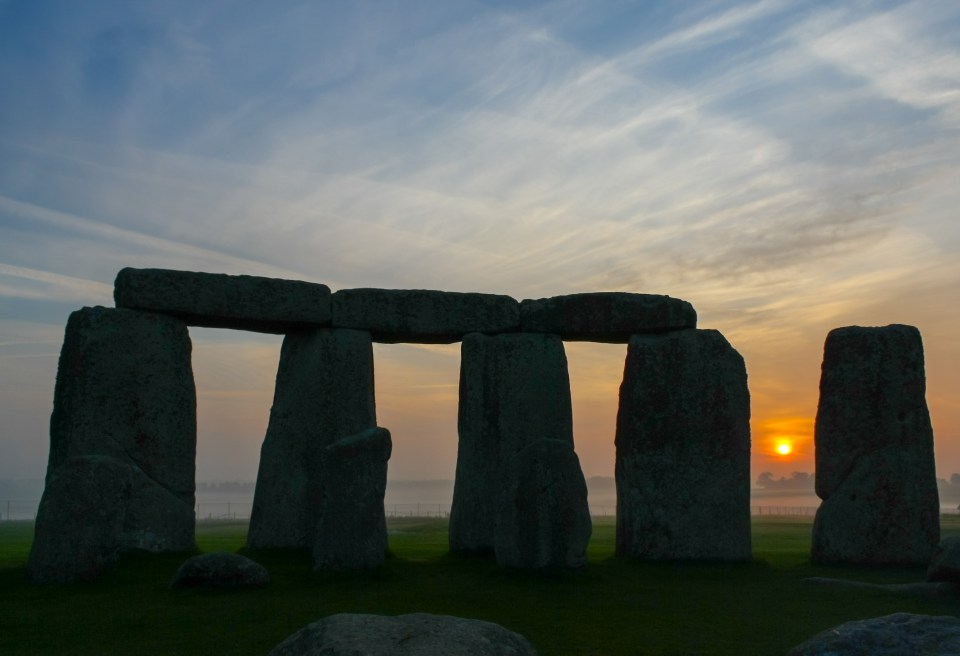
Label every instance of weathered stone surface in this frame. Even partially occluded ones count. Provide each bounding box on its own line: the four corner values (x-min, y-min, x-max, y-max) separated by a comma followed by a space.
332, 288, 519, 343
495, 438, 591, 569
313, 427, 392, 571
812, 324, 938, 565
450, 333, 573, 554
786, 613, 960, 656
928, 537, 960, 583
520, 292, 696, 343
171, 552, 270, 589
615, 329, 751, 561
29, 306, 196, 583
27, 456, 129, 583
269, 613, 539, 656
248, 329, 376, 550
114, 267, 331, 333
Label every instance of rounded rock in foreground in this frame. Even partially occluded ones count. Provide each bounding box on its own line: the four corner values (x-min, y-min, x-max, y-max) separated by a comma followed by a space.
269, 613, 538, 656
171, 552, 269, 590
786, 613, 960, 655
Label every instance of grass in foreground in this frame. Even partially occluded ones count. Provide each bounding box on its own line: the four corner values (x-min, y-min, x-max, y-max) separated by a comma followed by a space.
2, 516, 959, 655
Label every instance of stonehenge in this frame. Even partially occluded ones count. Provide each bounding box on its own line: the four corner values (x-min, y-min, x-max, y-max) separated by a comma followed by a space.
812, 325, 939, 565
28, 267, 940, 583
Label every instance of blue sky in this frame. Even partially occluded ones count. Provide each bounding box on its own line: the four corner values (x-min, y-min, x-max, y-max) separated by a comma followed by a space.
1, 0, 958, 484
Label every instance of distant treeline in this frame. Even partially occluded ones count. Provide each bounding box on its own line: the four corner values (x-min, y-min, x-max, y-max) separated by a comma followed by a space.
755, 472, 814, 491
754, 471, 960, 504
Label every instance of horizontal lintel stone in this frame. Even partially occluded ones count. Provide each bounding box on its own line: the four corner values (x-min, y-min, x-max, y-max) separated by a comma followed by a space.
114, 268, 331, 333
520, 292, 696, 342
332, 288, 520, 344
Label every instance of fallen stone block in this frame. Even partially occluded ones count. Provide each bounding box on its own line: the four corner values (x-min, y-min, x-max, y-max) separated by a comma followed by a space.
114, 267, 331, 333
171, 552, 270, 589
269, 613, 539, 656
787, 613, 960, 656
520, 292, 696, 342
332, 288, 519, 343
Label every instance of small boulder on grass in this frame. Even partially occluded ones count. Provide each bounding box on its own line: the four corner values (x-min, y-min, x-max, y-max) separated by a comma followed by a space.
171, 552, 269, 590
269, 613, 539, 655
786, 613, 960, 655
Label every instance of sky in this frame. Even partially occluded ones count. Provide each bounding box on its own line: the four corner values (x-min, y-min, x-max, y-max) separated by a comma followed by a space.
0, 0, 958, 488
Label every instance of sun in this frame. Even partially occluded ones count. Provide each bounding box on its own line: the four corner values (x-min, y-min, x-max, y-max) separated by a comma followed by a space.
775, 441, 793, 456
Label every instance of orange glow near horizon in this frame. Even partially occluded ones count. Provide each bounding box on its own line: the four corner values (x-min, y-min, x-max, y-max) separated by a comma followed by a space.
755, 416, 815, 464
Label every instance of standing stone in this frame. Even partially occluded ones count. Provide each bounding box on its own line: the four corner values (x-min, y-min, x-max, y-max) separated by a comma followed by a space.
28, 306, 197, 583
812, 324, 938, 565
313, 427, 392, 571
248, 328, 376, 550
495, 438, 591, 569
615, 329, 751, 561
450, 333, 573, 554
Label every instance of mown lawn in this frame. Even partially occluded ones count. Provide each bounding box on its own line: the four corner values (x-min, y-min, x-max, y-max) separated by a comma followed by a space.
2, 515, 959, 655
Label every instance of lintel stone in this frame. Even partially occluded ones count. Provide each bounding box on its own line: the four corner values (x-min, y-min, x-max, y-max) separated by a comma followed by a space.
114, 267, 331, 333
520, 292, 696, 342
332, 288, 519, 343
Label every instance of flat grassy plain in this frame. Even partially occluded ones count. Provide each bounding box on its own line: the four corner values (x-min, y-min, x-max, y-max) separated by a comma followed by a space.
3, 516, 960, 655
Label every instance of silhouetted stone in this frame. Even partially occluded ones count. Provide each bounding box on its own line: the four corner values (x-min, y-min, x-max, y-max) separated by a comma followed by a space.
114, 267, 331, 333
786, 613, 960, 656
248, 329, 376, 550
28, 306, 196, 583
269, 613, 539, 656
313, 427, 392, 571
171, 552, 269, 589
928, 537, 960, 583
27, 456, 129, 583
495, 438, 591, 569
332, 288, 519, 343
615, 329, 751, 561
450, 333, 573, 553
519, 292, 696, 342
812, 324, 938, 565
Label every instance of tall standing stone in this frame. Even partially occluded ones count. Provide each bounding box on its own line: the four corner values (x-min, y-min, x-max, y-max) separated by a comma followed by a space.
495, 438, 592, 569
450, 332, 574, 554
812, 324, 938, 565
28, 306, 196, 583
247, 328, 376, 550
615, 329, 751, 561
313, 427, 392, 570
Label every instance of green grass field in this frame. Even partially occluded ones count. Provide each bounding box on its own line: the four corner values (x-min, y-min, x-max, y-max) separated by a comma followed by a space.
2, 516, 960, 655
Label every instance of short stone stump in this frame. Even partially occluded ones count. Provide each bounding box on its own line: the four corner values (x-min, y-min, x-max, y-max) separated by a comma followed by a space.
171, 552, 269, 590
